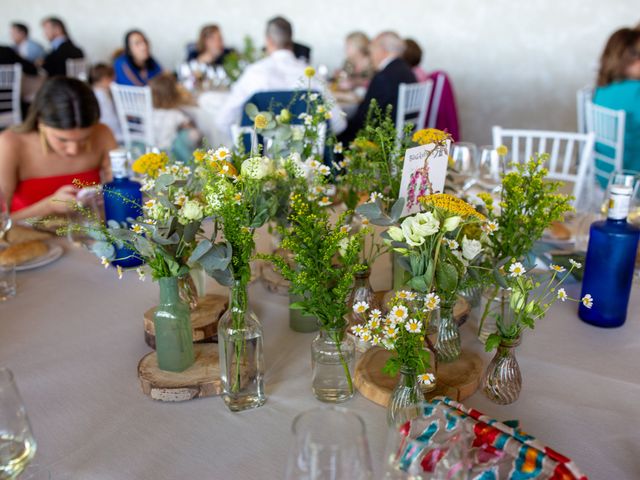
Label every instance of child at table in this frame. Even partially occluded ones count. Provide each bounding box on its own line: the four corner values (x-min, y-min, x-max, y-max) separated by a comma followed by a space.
89, 63, 123, 144
148, 73, 202, 163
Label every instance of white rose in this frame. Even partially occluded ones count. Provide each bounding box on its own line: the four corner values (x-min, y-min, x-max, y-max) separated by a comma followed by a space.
292, 128, 304, 141
442, 215, 462, 232
462, 236, 483, 261
241, 156, 273, 179
180, 200, 204, 223
411, 212, 440, 237
401, 217, 426, 247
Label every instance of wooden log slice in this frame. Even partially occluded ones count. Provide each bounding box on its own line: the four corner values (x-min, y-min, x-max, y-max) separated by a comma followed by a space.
138, 343, 222, 402
354, 347, 483, 407
259, 261, 290, 295
144, 294, 228, 349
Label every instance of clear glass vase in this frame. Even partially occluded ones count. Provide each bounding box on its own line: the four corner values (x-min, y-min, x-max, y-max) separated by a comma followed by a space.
391, 252, 410, 291
348, 266, 378, 325
435, 305, 461, 363
218, 280, 266, 412
387, 368, 424, 426
178, 272, 199, 310
311, 327, 355, 403
476, 287, 512, 344
482, 336, 522, 405
154, 277, 195, 372
289, 292, 318, 333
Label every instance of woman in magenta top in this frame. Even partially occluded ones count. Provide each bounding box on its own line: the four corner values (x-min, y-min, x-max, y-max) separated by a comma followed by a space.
0, 77, 117, 220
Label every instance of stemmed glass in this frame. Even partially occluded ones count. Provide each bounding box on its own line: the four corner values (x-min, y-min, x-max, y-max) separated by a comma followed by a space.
285, 407, 373, 480
0, 186, 12, 242
0, 368, 37, 479
450, 142, 478, 192
477, 146, 504, 193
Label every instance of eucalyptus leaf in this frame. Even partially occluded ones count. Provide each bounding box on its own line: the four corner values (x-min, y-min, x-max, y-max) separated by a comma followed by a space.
355, 202, 382, 221
151, 231, 180, 245
244, 103, 259, 119
197, 243, 232, 272
436, 261, 459, 293
208, 267, 234, 287
133, 235, 154, 258
107, 219, 122, 229
155, 174, 175, 189
90, 241, 115, 259
390, 197, 406, 222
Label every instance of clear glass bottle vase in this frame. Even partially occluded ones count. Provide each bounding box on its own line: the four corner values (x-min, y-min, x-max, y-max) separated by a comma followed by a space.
482, 336, 522, 405
311, 327, 355, 403
218, 280, 266, 412
154, 277, 195, 372
387, 368, 423, 426
347, 266, 378, 325
435, 305, 461, 363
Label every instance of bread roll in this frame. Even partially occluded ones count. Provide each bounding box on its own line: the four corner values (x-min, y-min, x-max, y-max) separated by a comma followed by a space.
0, 241, 49, 266
5, 225, 52, 244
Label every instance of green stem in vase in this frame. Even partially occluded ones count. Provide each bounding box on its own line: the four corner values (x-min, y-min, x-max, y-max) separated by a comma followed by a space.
330, 328, 354, 395
230, 280, 248, 394
478, 285, 499, 336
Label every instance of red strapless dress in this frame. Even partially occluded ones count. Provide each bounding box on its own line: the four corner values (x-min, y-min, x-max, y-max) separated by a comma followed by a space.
10, 168, 101, 212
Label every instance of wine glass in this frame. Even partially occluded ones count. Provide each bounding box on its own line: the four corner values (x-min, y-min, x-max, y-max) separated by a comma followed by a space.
0, 368, 37, 479
0, 186, 12, 242
285, 407, 373, 480
450, 142, 478, 191
477, 146, 503, 192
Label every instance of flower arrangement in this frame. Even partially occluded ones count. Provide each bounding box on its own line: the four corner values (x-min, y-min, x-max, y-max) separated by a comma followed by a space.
351, 291, 439, 383
222, 36, 260, 82
262, 192, 366, 396
485, 258, 592, 350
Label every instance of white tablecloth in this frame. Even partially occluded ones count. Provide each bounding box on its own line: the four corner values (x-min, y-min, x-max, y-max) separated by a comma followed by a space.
1, 235, 639, 479
185, 90, 232, 149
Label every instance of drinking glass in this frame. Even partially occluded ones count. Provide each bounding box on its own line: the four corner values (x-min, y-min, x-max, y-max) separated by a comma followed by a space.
0, 187, 11, 241
477, 146, 503, 192
0, 368, 37, 479
450, 143, 478, 191
285, 407, 373, 480
0, 264, 16, 301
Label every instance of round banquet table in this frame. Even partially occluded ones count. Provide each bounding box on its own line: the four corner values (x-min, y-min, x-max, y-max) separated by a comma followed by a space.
1, 233, 639, 479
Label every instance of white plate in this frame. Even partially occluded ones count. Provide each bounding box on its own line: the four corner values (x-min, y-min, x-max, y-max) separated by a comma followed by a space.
15, 244, 64, 271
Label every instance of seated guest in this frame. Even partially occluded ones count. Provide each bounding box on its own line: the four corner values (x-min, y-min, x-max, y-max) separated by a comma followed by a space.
148, 73, 201, 163
403, 38, 461, 141
0, 77, 117, 220
293, 42, 311, 63
187, 24, 234, 66
339, 31, 416, 143
10, 22, 45, 64
216, 16, 346, 137
338, 31, 373, 89
594, 27, 640, 185
113, 30, 162, 86
0, 45, 37, 75
89, 63, 123, 143
40, 17, 84, 77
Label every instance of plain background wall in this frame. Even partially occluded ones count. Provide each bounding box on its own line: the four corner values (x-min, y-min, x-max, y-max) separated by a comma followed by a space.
4, 0, 638, 145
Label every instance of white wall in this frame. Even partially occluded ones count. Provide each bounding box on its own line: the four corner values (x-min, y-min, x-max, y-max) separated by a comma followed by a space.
4, 0, 638, 144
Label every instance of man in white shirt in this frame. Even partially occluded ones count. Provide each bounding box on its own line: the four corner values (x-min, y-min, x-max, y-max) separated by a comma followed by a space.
216, 16, 346, 138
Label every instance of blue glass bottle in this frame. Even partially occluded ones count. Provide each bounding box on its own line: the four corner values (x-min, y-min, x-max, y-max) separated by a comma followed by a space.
103, 149, 144, 268
579, 185, 640, 327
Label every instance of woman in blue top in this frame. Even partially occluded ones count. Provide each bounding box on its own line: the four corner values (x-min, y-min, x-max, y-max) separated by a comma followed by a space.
593, 28, 640, 185
113, 30, 162, 86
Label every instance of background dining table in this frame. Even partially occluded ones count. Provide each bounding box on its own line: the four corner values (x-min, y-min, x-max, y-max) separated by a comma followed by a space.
1, 230, 639, 479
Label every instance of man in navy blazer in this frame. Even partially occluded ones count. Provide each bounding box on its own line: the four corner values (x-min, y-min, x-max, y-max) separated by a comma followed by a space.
40, 17, 84, 77
339, 31, 416, 143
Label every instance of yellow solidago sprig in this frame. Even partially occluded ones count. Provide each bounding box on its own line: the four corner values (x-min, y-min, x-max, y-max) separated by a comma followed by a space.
132, 152, 169, 178
419, 193, 486, 222
412, 128, 451, 146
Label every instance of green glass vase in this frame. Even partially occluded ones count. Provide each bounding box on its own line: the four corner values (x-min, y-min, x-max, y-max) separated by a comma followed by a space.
154, 277, 195, 372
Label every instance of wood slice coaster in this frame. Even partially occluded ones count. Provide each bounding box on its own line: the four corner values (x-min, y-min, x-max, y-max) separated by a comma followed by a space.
143, 294, 228, 349
138, 343, 222, 402
354, 347, 483, 407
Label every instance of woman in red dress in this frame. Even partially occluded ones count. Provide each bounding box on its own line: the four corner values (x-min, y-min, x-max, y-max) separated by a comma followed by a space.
0, 77, 117, 220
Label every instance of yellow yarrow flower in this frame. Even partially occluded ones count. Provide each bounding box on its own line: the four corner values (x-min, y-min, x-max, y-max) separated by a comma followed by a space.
132, 152, 169, 178
304, 66, 315, 78
419, 193, 486, 221
412, 128, 451, 146
496, 145, 509, 156
254, 113, 268, 130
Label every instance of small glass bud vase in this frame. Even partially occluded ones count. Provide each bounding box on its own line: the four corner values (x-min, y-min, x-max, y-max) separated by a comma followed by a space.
435, 304, 461, 363
482, 336, 522, 405
387, 367, 423, 426
311, 327, 355, 403
218, 280, 266, 412
154, 277, 195, 372
348, 266, 378, 325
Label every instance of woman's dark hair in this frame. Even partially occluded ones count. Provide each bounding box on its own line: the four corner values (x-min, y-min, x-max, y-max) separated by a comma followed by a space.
15, 76, 100, 133
124, 29, 154, 71
597, 28, 640, 86
403, 38, 423, 68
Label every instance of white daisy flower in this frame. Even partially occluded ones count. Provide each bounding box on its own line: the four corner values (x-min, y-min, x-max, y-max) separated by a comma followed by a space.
482, 221, 499, 235
424, 293, 441, 311
143, 199, 156, 210
353, 301, 369, 314
101, 256, 110, 269
445, 238, 459, 250
418, 373, 435, 385
318, 196, 332, 207
369, 191, 383, 203
136, 268, 146, 282
333, 142, 343, 154
405, 319, 422, 333
370, 309, 382, 320
215, 147, 231, 160
371, 335, 381, 346
569, 259, 582, 269
390, 305, 409, 322
130, 224, 144, 234
317, 165, 331, 176
509, 262, 525, 277
550, 264, 566, 273
557, 288, 567, 302
116, 265, 123, 280
367, 318, 380, 330
340, 225, 352, 234
352, 325, 365, 337
581, 294, 593, 309
396, 290, 411, 300
384, 325, 398, 339
360, 329, 372, 342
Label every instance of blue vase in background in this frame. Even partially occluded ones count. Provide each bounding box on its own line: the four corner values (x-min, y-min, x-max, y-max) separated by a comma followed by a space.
103, 149, 144, 268
579, 185, 640, 327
